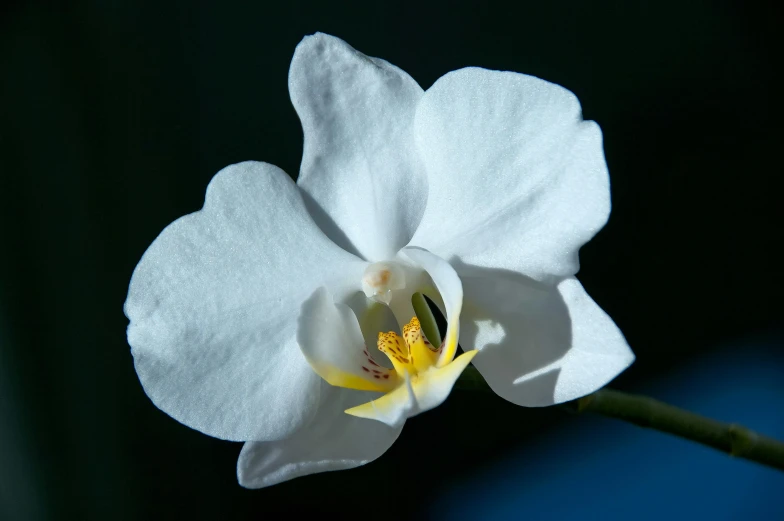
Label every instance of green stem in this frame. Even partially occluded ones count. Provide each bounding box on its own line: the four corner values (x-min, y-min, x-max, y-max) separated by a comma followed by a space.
570, 388, 784, 471
457, 367, 784, 471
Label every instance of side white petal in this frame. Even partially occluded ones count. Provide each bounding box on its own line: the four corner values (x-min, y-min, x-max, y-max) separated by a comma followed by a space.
298, 287, 398, 393
237, 383, 402, 489
125, 161, 366, 442
290, 33, 427, 262
548, 278, 635, 403
410, 67, 610, 282
457, 266, 634, 406
401, 247, 462, 366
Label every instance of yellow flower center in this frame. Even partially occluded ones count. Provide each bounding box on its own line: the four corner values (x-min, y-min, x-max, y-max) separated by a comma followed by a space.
344, 315, 477, 423
377, 316, 441, 377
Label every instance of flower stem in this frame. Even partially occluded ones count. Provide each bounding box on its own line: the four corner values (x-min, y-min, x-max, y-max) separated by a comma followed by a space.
569, 388, 784, 471
457, 366, 784, 471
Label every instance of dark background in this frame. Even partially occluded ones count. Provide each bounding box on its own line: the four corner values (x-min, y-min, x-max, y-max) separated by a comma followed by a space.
1, 1, 782, 520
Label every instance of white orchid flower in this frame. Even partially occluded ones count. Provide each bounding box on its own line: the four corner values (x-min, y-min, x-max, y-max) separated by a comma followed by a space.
125, 32, 634, 489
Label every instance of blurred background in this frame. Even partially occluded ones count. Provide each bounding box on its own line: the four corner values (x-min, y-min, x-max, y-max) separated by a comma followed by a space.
1, 1, 782, 519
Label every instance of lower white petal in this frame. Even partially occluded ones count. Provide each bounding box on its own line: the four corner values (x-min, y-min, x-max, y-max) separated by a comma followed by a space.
457, 266, 634, 406
237, 382, 402, 489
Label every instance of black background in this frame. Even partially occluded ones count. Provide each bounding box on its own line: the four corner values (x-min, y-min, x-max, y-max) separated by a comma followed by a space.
1, 1, 781, 519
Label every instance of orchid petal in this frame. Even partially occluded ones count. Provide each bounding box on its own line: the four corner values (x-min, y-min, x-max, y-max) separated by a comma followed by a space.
298, 287, 398, 393
410, 68, 610, 282
457, 265, 634, 406
237, 382, 402, 488
125, 161, 366, 442
290, 33, 427, 262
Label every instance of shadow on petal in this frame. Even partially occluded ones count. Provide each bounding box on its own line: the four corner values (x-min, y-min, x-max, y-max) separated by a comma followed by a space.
511, 368, 562, 406
301, 189, 364, 259
449, 258, 572, 406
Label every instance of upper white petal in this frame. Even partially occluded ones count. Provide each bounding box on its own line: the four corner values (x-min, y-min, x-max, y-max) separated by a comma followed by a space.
125, 161, 366, 442
237, 382, 402, 488
290, 33, 427, 262
457, 266, 634, 406
410, 67, 611, 282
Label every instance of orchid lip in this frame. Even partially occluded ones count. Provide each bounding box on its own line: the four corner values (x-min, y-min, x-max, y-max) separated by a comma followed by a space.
297, 247, 475, 428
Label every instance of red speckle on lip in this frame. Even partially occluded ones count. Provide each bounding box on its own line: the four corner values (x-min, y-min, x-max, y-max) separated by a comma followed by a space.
361, 366, 369, 372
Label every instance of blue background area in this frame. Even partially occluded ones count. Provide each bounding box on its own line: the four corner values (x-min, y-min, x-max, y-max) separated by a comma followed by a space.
434, 332, 784, 521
